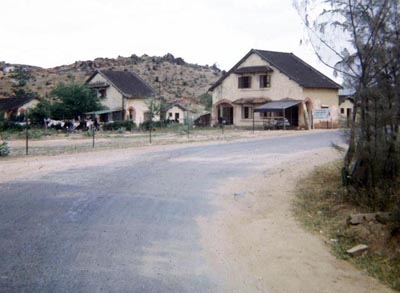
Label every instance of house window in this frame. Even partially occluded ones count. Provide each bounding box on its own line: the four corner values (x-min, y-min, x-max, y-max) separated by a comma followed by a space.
99, 88, 106, 97
340, 108, 345, 114
169, 112, 173, 118
242, 105, 253, 119
259, 74, 271, 88
260, 111, 272, 118
238, 76, 251, 89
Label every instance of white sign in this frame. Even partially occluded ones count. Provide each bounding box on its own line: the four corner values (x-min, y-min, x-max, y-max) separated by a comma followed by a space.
313, 109, 331, 120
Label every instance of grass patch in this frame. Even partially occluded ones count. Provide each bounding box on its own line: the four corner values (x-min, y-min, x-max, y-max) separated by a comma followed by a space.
294, 160, 400, 291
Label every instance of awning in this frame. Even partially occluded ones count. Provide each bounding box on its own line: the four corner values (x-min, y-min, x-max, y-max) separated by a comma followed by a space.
87, 82, 110, 88
233, 97, 271, 105
254, 100, 303, 112
234, 66, 273, 74
85, 108, 122, 115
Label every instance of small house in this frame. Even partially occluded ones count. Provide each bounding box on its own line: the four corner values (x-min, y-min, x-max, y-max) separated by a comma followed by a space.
86, 70, 157, 125
0, 96, 39, 120
164, 102, 190, 124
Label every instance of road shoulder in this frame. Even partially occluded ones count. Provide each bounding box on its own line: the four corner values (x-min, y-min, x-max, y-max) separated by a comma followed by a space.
198, 147, 393, 292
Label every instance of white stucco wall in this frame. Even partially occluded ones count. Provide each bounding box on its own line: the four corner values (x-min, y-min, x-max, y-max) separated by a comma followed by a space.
166, 106, 186, 123
212, 53, 304, 106
125, 98, 150, 125
88, 73, 124, 110
303, 88, 340, 127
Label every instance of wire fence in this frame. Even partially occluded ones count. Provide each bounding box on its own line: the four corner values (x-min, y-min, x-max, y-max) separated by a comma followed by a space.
2, 126, 242, 157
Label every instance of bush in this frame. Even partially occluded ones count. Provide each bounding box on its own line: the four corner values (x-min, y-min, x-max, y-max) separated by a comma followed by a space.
0, 121, 25, 132
103, 120, 136, 131
29, 101, 52, 126
25, 129, 44, 139
140, 120, 170, 130
0, 141, 10, 157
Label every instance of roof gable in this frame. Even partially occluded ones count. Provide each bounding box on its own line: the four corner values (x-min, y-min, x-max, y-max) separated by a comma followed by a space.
87, 70, 156, 98
253, 49, 340, 89
209, 49, 341, 91
0, 96, 37, 112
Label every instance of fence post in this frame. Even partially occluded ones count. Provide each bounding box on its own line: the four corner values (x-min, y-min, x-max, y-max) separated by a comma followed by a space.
92, 126, 95, 148
25, 109, 29, 155
149, 120, 152, 144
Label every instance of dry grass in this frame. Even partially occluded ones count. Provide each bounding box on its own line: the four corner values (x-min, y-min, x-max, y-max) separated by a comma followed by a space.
293, 161, 400, 291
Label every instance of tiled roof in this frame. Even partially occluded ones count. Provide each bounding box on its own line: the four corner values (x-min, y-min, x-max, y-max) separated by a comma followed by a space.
209, 49, 341, 91
254, 50, 340, 89
87, 70, 156, 98
0, 96, 37, 111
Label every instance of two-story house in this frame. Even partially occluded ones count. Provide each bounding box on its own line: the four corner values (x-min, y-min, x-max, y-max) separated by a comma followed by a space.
209, 49, 341, 129
86, 70, 156, 125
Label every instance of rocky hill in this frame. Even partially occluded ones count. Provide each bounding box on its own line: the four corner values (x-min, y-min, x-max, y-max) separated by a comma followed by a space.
0, 53, 222, 103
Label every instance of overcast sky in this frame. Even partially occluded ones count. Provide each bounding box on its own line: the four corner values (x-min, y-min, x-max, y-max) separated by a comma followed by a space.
0, 0, 339, 82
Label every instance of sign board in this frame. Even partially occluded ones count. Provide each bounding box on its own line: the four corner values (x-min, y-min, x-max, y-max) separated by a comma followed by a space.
313, 109, 331, 120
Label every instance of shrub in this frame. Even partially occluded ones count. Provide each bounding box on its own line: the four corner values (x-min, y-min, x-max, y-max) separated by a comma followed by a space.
140, 120, 170, 130
0, 141, 10, 157
117, 127, 126, 133
0, 121, 25, 132
103, 120, 136, 131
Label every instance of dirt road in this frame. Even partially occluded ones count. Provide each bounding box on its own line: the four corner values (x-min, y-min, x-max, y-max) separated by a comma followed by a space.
0, 131, 392, 292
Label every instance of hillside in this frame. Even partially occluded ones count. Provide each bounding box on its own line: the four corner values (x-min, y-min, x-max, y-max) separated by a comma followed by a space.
0, 53, 222, 103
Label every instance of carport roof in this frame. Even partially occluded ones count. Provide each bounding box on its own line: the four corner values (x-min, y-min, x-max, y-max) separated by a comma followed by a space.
254, 100, 303, 112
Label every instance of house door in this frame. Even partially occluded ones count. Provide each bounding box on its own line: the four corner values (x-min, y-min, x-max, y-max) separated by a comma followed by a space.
175, 113, 180, 123
218, 104, 233, 124
346, 108, 352, 127
285, 106, 299, 126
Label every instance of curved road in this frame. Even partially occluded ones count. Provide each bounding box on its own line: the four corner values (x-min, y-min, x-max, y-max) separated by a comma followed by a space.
0, 131, 342, 292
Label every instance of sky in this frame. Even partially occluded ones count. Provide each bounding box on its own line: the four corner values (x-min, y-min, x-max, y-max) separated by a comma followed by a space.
0, 0, 339, 82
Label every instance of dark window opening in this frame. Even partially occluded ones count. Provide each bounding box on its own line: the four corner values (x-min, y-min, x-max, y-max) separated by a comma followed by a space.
259, 74, 271, 88
242, 106, 253, 119
99, 88, 106, 97
238, 76, 251, 89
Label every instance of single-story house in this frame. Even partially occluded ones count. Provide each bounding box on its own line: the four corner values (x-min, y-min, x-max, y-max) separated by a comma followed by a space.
86, 70, 157, 125
0, 96, 40, 120
209, 49, 342, 129
339, 89, 354, 127
164, 102, 191, 124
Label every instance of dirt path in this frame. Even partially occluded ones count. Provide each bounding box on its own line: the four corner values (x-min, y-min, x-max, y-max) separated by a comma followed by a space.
198, 148, 393, 292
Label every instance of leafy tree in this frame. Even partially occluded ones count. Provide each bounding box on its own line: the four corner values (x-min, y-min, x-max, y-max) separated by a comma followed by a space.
50, 83, 104, 119
295, 0, 400, 209
29, 99, 53, 125
144, 97, 161, 122
199, 93, 212, 111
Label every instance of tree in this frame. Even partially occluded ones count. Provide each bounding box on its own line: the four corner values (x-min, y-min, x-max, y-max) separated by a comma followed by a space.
295, 0, 400, 209
199, 93, 212, 111
29, 99, 52, 125
50, 83, 104, 119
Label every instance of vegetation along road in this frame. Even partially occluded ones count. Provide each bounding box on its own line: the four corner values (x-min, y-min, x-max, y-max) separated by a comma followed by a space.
0, 131, 393, 292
